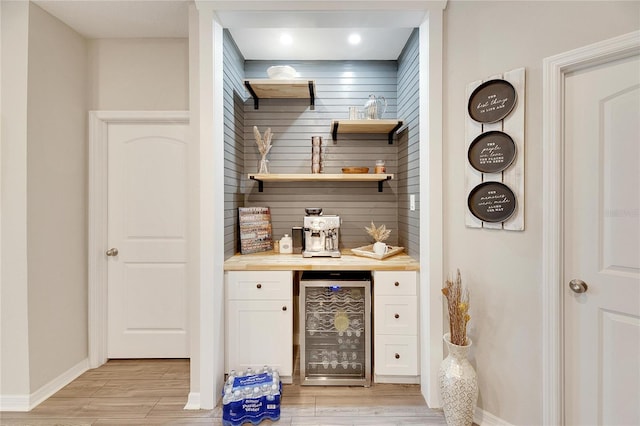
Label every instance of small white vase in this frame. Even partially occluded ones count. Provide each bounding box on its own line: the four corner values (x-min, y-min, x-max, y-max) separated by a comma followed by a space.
438, 333, 478, 426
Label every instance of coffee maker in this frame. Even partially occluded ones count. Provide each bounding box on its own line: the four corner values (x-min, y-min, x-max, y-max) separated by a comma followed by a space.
302, 208, 341, 258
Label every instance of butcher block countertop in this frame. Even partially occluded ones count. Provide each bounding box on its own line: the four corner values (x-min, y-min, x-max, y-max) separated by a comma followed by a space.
223, 250, 420, 271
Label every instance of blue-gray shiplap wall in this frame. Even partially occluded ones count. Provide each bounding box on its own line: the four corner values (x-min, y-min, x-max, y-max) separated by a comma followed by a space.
223, 30, 246, 258
397, 29, 420, 257
243, 60, 400, 249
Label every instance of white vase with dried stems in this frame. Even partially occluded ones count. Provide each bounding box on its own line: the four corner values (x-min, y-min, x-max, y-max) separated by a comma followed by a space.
438, 270, 478, 426
254, 126, 273, 174
365, 221, 391, 255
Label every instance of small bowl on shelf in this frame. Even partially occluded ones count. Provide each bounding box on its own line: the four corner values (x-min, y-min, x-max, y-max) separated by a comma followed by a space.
341, 167, 369, 174
267, 65, 297, 80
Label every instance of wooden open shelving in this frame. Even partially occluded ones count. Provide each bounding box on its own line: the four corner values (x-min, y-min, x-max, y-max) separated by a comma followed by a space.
330, 119, 404, 144
247, 173, 394, 192
244, 79, 316, 109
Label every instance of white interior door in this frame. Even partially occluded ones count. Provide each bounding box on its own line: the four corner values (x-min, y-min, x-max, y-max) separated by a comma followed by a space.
564, 54, 640, 425
107, 122, 190, 358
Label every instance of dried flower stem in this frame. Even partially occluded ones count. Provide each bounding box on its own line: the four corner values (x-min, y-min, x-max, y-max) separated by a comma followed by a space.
441, 269, 470, 346
253, 126, 273, 157
364, 221, 391, 243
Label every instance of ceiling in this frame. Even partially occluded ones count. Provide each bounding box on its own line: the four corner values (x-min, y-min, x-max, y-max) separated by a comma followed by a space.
32, 0, 432, 60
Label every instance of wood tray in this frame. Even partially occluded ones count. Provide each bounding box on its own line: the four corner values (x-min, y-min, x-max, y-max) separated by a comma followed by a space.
342, 167, 369, 174
350, 244, 405, 260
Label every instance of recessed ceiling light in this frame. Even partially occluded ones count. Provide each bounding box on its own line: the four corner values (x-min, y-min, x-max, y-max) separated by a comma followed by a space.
348, 34, 361, 45
280, 33, 293, 45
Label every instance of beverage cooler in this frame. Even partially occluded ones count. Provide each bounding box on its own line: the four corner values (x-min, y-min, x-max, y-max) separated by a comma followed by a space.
299, 271, 371, 386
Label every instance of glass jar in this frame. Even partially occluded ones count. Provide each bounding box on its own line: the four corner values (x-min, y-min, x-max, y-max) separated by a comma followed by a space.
375, 160, 386, 174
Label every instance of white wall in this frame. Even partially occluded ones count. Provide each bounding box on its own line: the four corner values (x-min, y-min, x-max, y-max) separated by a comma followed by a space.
26, 2, 89, 392
443, 1, 640, 424
1, 0, 31, 400
88, 38, 189, 110
1, 1, 90, 405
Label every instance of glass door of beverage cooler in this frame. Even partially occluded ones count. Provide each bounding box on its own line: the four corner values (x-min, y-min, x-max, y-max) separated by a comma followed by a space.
299, 271, 371, 386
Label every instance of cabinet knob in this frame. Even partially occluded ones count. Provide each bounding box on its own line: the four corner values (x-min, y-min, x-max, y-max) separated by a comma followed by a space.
256, 283, 262, 289
395, 353, 400, 359
394, 313, 400, 319
394, 281, 400, 287
282, 306, 287, 311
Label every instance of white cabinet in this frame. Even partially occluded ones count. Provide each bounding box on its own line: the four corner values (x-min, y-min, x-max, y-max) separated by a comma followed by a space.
225, 271, 293, 383
373, 270, 419, 383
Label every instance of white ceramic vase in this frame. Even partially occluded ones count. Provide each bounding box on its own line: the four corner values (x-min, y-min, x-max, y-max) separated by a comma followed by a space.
438, 333, 478, 426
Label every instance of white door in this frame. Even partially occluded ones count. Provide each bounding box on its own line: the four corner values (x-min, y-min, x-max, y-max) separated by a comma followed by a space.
564, 53, 640, 424
107, 122, 190, 358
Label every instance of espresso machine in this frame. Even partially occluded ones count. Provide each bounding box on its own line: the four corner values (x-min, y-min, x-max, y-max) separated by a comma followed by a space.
302, 208, 341, 258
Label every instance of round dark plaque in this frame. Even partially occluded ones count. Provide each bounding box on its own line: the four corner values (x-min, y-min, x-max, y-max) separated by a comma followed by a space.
468, 79, 517, 123
468, 131, 517, 173
467, 181, 517, 223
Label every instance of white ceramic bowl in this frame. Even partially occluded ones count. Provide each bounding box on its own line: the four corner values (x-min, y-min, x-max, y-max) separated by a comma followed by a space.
267, 65, 297, 80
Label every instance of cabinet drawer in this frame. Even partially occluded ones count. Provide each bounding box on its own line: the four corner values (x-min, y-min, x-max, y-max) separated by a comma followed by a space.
374, 295, 417, 335
374, 334, 418, 376
373, 271, 416, 296
226, 271, 292, 300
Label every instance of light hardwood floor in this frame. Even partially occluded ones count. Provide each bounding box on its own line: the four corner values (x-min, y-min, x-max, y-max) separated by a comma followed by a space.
0, 359, 447, 425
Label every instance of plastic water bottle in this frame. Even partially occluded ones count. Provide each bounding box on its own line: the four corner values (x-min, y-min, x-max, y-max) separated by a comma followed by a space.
270, 383, 279, 396
224, 370, 236, 395
224, 389, 241, 405
261, 383, 270, 394
252, 386, 262, 398
242, 385, 253, 398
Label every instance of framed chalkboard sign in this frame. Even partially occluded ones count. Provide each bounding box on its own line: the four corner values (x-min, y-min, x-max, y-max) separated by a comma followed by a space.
468, 79, 517, 123
468, 130, 517, 174
467, 181, 516, 223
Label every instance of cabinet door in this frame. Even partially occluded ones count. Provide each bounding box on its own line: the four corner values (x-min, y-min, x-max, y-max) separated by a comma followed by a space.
227, 300, 293, 377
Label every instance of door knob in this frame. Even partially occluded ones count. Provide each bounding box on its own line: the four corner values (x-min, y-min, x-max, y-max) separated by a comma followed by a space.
569, 279, 588, 293
106, 248, 119, 257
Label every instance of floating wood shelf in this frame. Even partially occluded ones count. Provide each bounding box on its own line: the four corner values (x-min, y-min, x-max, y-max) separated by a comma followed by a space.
244, 79, 316, 109
330, 119, 404, 144
247, 173, 394, 192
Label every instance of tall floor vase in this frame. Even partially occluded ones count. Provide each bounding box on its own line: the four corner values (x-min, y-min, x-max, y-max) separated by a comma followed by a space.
438, 333, 478, 426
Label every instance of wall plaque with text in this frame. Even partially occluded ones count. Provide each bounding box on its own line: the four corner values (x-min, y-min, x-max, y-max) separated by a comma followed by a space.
467, 181, 517, 223
468, 130, 517, 174
468, 79, 517, 123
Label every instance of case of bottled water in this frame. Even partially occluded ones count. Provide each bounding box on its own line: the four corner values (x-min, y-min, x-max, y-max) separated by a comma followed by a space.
222, 366, 282, 426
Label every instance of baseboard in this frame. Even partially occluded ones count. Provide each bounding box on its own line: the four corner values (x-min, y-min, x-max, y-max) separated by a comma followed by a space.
0, 394, 30, 412
474, 407, 515, 426
0, 358, 89, 412
374, 374, 420, 384
30, 358, 89, 410
184, 392, 201, 410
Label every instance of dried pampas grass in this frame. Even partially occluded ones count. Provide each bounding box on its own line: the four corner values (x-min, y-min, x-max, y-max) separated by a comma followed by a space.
442, 269, 470, 346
